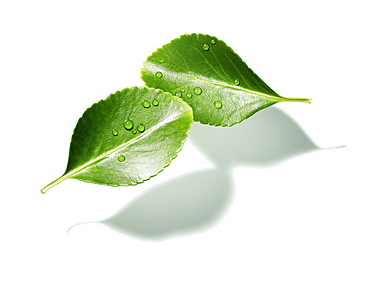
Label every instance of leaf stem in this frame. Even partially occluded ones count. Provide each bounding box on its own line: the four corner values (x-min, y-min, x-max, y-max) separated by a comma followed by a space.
279, 96, 312, 104
40, 175, 69, 194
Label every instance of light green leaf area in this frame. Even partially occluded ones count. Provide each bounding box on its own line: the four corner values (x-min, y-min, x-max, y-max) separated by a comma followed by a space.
41, 87, 193, 193
141, 33, 311, 126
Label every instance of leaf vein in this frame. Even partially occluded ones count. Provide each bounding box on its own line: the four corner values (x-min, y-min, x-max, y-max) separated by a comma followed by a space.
183, 35, 225, 80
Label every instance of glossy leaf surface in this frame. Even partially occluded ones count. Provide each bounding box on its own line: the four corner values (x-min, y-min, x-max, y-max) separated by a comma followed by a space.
41, 87, 193, 193
141, 33, 311, 126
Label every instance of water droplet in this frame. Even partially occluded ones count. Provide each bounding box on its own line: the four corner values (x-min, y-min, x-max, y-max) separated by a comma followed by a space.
112, 130, 119, 136
181, 88, 185, 93
214, 101, 222, 109
210, 39, 216, 45
137, 124, 145, 133
132, 129, 137, 134
234, 79, 240, 86
142, 100, 151, 108
193, 87, 202, 95
124, 120, 134, 130
202, 43, 210, 51
155, 71, 163, 78
186, 93, 192, 98
175, 92, 182, 98
118, 155, 126, 162
152, 99, 159, 106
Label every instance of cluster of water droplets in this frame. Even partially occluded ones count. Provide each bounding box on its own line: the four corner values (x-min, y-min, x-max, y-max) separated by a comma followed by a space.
173, 87, 202, 99
165, 84, 223, 110
141, 99, 160, 108
202, 38, 217, 51
153, 37, 229, 110
111, 98, 160, 162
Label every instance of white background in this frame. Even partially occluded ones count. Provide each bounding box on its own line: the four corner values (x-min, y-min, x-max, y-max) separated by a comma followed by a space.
1, 0, 369, 283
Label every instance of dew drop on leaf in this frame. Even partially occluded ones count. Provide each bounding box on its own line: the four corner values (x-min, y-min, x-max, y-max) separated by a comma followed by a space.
193, 87, 202, 95
124, 120, 134, 130
214, 101, 222, 109
155, 71, 163, 78
202, 43, 210, 51
234, 79, 240, 86
181, 88, 185, 93
186, 93, 192, 98
112, 130, 119, 136
142, 100, 151, 108
132, 129, 137, 134
175, 92, 182, 98
210, 39, 216, 45
152, 99, 159, 106
118, 155, 126, 162
137, 124, 145, 133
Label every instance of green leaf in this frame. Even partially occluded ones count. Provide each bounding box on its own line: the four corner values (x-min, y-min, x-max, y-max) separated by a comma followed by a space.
141, 33, 311, 126
41, 87, 193, 193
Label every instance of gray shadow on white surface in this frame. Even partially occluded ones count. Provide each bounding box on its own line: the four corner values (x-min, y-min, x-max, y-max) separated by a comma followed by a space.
69, 107, 319, 239
190, 107, 318, 169
101, 169, 231, 239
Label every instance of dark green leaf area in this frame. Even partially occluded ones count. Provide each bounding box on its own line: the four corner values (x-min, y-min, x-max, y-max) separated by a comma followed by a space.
141, 33, 311, 126
42, 87, 193, 192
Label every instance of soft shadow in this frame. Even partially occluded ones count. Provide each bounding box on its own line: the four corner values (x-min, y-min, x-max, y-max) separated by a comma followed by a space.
98, 169, 231, 239
191, 107, 318, 168
69, 107, 320, 239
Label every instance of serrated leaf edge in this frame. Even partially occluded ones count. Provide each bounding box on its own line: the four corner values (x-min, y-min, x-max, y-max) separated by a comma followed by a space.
41, 86, 193, 193
141, 33, 311, 127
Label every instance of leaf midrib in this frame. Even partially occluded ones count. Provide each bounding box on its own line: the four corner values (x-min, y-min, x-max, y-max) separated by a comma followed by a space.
145, 63, 311, 103
41, 111, 183, 193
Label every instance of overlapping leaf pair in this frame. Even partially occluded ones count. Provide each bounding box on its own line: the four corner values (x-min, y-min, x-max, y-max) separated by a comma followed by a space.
41, 34, 311, 193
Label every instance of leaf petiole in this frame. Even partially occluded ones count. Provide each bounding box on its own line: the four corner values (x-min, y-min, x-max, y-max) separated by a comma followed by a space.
278, 96, 312, 104
41, 175, 70, 194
